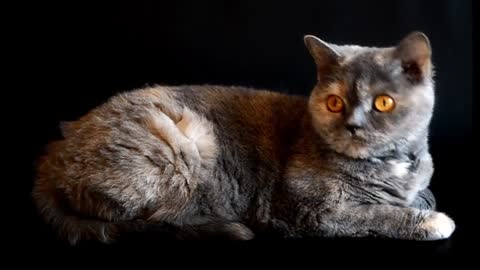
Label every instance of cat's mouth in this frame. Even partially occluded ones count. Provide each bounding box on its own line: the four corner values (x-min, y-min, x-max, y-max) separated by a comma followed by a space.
349, 138, 370, 150
348, 133, 369, 143
346, 134, 372, 149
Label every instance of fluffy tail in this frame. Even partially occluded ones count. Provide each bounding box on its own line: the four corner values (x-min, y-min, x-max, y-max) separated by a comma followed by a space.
32, 180, 254, 245
32, 179, 129, 245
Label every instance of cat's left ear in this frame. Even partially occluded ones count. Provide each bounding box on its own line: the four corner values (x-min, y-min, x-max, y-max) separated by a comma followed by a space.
394, 31, 433, 83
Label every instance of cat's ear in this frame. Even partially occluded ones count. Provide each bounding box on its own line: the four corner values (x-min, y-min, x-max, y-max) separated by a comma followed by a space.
394, 31, 432, 83
304, 35, 340, 81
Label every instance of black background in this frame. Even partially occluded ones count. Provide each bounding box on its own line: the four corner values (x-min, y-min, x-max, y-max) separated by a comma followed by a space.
14, 0, 473, 258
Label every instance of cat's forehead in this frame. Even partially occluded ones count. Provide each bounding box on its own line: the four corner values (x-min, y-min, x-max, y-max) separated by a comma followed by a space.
337, 45, 392, 65
339, 47, 395, 88
337, 45, 374, 64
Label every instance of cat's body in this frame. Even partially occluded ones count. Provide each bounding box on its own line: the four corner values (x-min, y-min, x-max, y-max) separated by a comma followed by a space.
33, 32, 455, 244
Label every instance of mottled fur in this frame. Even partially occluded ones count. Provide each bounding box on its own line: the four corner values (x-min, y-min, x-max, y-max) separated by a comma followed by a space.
32, 32, 454, 245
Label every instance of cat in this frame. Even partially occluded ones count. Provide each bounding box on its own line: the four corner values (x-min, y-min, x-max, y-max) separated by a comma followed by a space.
32, 31, 455, 245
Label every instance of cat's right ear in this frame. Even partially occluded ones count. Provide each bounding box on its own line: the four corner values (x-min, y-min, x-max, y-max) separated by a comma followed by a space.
304, 35, 340, 81
394, 31, 433, 83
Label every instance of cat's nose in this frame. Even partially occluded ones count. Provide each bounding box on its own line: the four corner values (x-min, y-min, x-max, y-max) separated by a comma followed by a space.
346, 124, 361, 135
345, 108, 366, 135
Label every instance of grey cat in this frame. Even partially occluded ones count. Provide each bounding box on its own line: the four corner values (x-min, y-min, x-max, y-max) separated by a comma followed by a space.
32, 31, 455, 245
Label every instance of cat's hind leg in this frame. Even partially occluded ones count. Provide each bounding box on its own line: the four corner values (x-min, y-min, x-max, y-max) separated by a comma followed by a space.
174, 220, 255, 240
118, 219, 254, 242
140, 107, 219, 220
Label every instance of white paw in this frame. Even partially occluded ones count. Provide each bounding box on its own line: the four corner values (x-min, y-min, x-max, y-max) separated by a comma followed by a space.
419, 212, 456, 240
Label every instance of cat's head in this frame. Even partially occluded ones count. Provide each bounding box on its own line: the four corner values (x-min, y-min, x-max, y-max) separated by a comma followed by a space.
305, 32, 435, 158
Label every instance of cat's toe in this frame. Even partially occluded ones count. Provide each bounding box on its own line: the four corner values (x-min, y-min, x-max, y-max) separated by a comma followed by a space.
418, 211, 455, 240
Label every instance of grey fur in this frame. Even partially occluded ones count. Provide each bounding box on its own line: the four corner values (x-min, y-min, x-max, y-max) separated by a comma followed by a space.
32, 32, 454, 244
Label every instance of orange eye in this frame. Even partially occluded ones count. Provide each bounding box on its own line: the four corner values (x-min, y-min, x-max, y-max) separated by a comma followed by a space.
326, 95, 344, 113
374, 95, 395, 112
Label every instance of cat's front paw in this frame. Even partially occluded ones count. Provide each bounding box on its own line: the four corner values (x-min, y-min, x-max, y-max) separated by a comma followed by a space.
416, 211, 455, 240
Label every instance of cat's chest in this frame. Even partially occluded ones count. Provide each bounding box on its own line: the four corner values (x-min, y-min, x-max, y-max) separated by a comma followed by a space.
332, 154, 416, 180
384, 159, 412, 178
367, 156, 417, 179
336, 155, 421, 206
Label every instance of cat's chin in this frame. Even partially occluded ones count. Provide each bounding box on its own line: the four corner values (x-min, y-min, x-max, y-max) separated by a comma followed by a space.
330, 139, 385, 159
336, 143, 372, 159
333, 140, 397, 159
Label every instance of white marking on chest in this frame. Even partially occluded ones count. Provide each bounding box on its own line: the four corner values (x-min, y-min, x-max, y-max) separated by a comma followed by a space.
388, 160, 411, 178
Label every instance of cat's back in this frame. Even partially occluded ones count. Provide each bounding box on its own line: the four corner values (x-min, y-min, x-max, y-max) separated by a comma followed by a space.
100, 84, 309, 151
40, 85, 309, 186
115, 84, 308, 122
44, 84, 308, 169
155, 85, 309, 162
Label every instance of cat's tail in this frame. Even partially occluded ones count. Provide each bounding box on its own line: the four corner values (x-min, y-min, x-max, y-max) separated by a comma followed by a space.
31, 178, 130, 245
32, 178, 254, 245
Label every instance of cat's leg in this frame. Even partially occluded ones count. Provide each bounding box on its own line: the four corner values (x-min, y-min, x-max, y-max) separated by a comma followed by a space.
141, 107, 219, 222
128, 217, 254, 241
317, 205, 454, 240
175, 221, 255, 240
410, 188, 436, 210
